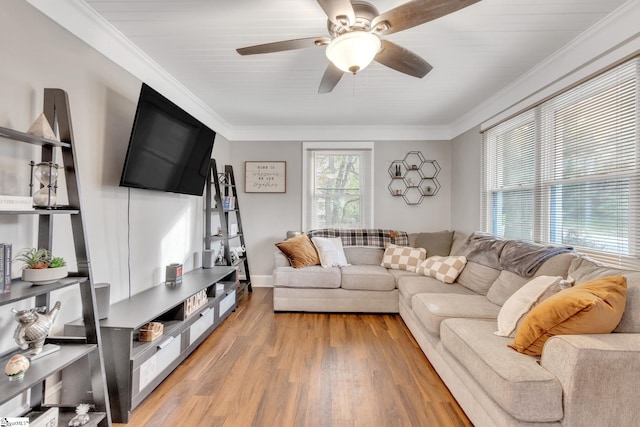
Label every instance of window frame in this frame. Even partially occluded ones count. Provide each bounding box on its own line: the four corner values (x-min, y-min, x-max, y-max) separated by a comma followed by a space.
302, 141, 374, 231
482, 57, 639, 268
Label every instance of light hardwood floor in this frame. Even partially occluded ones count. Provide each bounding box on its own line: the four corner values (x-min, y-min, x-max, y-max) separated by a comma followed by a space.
114, 288, 472, 427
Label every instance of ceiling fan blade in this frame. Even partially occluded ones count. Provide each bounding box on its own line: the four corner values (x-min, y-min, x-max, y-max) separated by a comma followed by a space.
372, 0, 480, 35
316, 0, 356, 26
375, 40, 432, 78
318, 62, 344, 94
237, 37, 330, 55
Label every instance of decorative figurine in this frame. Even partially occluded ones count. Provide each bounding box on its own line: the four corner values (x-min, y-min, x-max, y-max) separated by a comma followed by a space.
68, 403, 91, 426
12, 301, 61, 355
4, 354, 30, 381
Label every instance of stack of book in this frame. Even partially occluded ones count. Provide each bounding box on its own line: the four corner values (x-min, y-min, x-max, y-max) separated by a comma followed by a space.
222, 196, 236, 210
1, 243, 12, 293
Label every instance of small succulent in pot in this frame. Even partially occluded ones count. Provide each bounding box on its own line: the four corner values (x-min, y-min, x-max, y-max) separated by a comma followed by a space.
15, 248, 66, 269
48, 256, 66, 269
15, 248, 52, 269
14, 248, 68, 285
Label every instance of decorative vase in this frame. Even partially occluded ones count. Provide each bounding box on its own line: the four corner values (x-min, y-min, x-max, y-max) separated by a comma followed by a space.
21, 266, 68, 285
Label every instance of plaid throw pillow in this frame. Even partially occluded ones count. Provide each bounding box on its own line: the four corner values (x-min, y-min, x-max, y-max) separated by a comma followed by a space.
417, 256, 468, 284
381, 244, 427, 272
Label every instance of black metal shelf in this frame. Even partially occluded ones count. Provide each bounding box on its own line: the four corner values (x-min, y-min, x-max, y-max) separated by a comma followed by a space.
0, 208, 80, 215
0, 344, 97, 403
0, 89, 111, 426
0, 277, 88, 307
0, 126, 70, 148
204, 160, 252, 295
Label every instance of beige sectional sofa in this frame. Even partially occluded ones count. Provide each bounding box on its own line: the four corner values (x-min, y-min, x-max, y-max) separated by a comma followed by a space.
272, 230, 640, 427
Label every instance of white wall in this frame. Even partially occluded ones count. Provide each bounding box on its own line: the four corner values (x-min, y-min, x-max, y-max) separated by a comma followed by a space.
0, 0, 226, 351
451, 126, 482, 233
230, 139, 452, 278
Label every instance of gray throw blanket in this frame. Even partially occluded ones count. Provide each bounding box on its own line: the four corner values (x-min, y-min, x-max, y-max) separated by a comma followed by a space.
461, 232, 573, 277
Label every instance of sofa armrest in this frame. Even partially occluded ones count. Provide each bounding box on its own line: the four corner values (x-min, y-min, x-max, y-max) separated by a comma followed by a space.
540, 333, 640, 426
274, 250, 291, 268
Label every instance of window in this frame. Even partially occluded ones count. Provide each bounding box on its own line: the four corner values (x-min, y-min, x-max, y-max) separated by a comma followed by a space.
482, 57, 639, 268
303, 142, 373, 230
483, 112, 536, 241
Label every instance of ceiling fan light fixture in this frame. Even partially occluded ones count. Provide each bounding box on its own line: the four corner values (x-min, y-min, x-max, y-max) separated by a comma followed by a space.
326, 31, 381, 74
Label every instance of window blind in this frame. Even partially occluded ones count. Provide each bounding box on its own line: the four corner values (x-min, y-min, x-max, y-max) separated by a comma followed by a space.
482, 56, 639, 269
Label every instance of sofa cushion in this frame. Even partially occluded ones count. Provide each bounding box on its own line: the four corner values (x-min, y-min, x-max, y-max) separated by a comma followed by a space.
440, 318, 564, 423
416, 255, 467, 284
275, 233, 320, 268
487, 253, 576, 306
343, 247, 383, 265
412, 293, 500, 337
397, 276, 476, 309
414, 230, 454, 257
486, 270, 530, 306
311, 236, 349, 267
568, 256, 640, 333
381, 244, 426, 272
387, 269, 417, 281
341, 265, 396, 291
509, 276, 627, 356
456, 261, 501, 295
449, 231, 469, 256
495, 275, 571, 337
273, 266, 341, 289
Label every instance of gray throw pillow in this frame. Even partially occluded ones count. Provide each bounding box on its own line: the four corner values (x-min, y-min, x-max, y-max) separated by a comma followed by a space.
415, 230, 454, 257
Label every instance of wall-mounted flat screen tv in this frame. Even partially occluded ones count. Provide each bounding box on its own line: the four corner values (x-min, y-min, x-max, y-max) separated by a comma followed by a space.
119, 83, 215, 196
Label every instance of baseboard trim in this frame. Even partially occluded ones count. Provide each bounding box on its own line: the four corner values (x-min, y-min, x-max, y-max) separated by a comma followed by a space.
251, 275, 273, 287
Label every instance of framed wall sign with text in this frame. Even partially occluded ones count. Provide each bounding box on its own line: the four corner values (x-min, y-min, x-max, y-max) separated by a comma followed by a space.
245, 161, 286, 193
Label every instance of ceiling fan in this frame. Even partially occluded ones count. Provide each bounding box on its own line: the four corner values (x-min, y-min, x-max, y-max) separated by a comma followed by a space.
236, 0, 480, 93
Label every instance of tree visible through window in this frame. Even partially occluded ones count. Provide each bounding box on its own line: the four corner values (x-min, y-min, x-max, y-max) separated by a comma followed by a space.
313, 153, 361, 228
303, 143, 373, 230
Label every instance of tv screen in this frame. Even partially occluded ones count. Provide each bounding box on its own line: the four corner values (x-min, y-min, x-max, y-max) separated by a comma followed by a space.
119, 83, 215, 196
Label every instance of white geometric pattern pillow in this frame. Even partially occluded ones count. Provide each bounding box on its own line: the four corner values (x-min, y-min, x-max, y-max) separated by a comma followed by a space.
417, 256, 467, 284
495, 275, 573, 337
381, 244, 427, 272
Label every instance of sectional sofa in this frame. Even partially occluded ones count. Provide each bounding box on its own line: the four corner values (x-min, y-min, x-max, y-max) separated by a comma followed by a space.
272, 230, 640, 427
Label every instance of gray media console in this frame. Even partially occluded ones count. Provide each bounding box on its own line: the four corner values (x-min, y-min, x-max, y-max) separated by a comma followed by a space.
64, 266, 238, 423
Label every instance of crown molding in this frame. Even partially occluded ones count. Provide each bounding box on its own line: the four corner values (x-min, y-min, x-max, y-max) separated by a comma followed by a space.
450, 0, 640, 138
26, 0, 638, 143
226, 124, 453, 142
25, 0, 233, 138
24, 0, 454, 142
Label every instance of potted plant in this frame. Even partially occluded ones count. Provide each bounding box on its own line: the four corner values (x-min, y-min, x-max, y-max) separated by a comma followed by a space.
15, 248, 68, 285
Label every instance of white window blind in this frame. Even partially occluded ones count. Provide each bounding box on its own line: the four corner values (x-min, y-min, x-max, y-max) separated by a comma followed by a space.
482, 111, 536, 241
482, 56, 639, 268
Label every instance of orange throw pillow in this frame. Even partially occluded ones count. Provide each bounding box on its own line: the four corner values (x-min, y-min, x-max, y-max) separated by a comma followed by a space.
509, 276, 627, 356
275, 233, 320, 268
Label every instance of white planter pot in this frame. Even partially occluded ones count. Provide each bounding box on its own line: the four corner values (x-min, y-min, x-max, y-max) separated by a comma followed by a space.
21, 266, 68, 285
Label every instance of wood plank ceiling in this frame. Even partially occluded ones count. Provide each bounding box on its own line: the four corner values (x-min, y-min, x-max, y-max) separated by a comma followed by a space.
82, 0, 628, 137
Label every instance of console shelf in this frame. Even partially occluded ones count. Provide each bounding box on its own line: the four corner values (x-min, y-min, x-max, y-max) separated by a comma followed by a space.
64, 266, 238, 423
